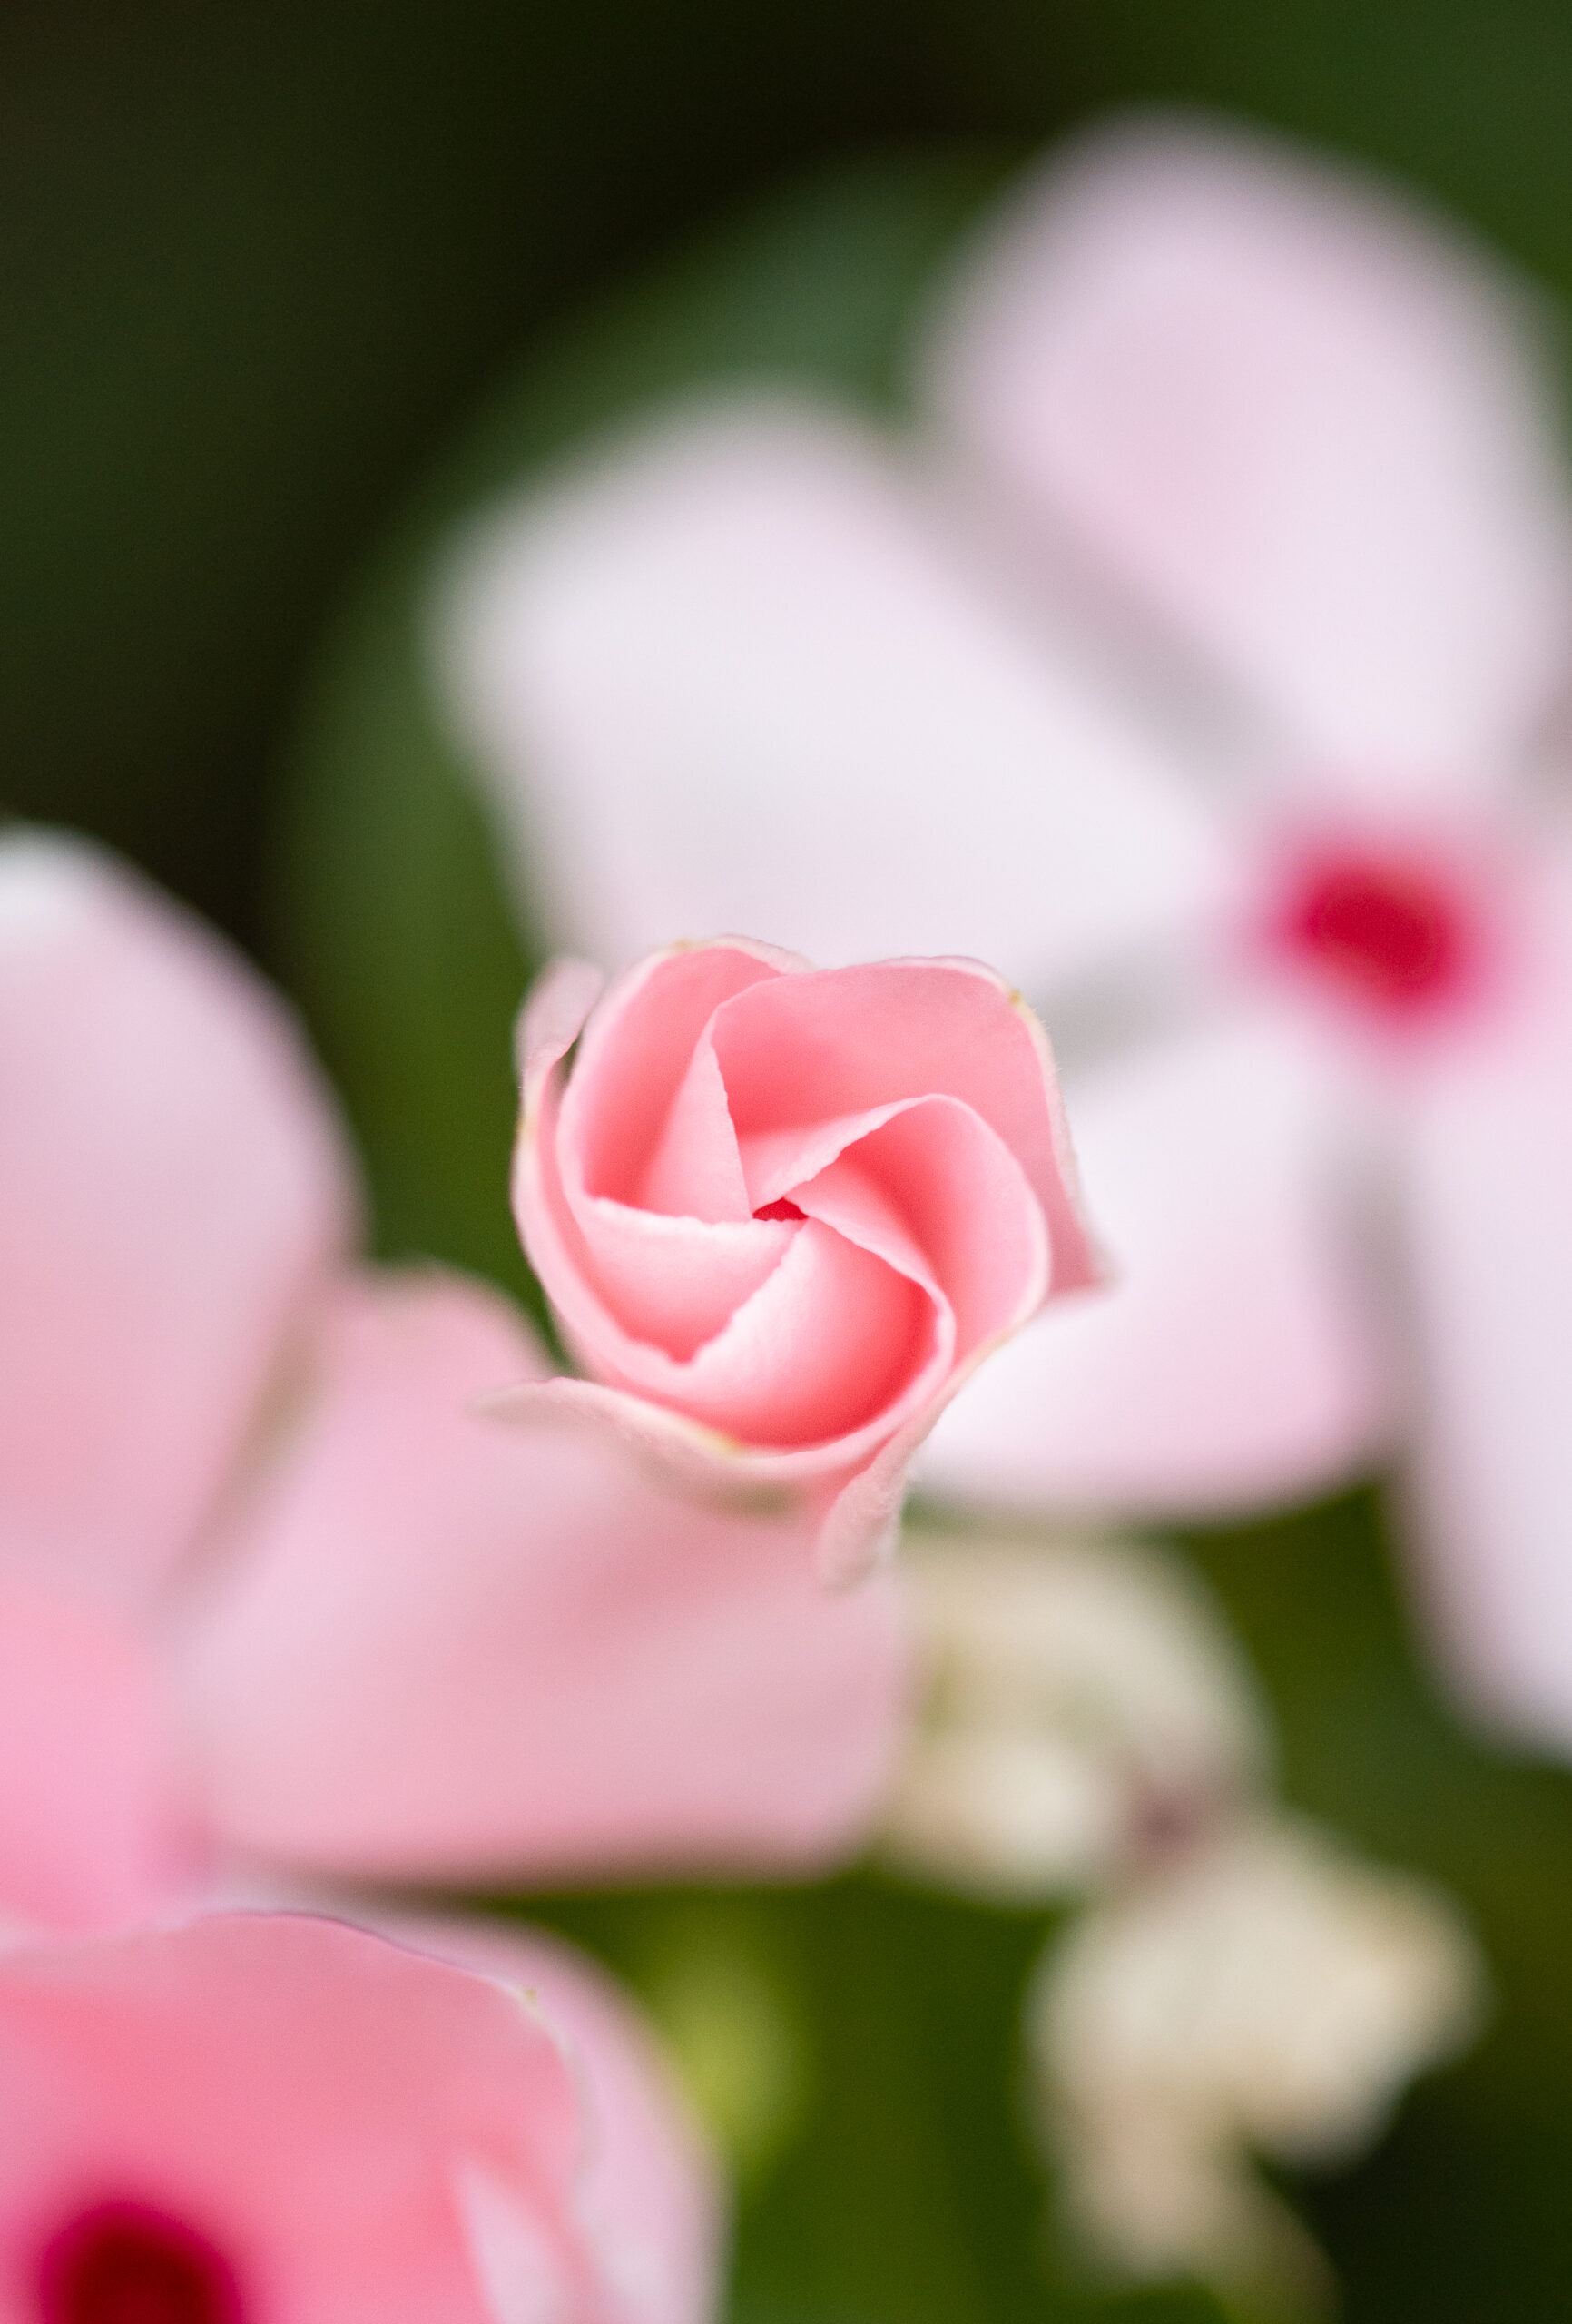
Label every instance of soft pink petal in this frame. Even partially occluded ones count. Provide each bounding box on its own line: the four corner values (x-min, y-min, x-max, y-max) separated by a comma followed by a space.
487, 1375, 932, 1590
1399, 854, 1572, 1744
535, 1206, 942, 1447
0, 1913, 647, 2324
918, 1006, 1395, 1516
0, 1580, 186, 1936
0, 832, 357, 1601
561, 943, 786, 1206
637, 1031, 752, 1220
516, 951, 604, 1103
438, 397, 1235, 991
624, 1216, 935, 1445
925, 114, 1572, 793
174, 1271, 911, 1879
799, 1098, 1047, 1359
522, 948, 800, 1359
711, 958, 1096, 1295
381, 1917, 721, 2324
520, 955, 1048, 1441
561, 1199, 796, 1364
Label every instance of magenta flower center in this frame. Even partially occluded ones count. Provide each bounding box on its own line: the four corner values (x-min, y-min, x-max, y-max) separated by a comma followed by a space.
37, 2201, 243, 2324
1275, 848, 1472, 1013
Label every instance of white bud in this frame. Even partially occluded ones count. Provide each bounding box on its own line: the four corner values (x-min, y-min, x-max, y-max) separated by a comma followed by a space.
1027, 1816, 1485, 2297
879, 1528, 1270, 1900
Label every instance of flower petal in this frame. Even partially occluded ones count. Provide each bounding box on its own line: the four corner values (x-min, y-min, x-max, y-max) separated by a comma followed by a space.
0, 1579, 185, 1936
437, 397, 1235, 992
175, 1270, 911, 1879
798, 1096, 1048, 1362
0, 832, 357, 1601
925, 114, 1572, 793
0, 1913, 638, 2324
711, 958, 1096, 1295
918, 1006, 1394, 1517
383, 1917, 721, 2324
1400, 861, 1572, 1745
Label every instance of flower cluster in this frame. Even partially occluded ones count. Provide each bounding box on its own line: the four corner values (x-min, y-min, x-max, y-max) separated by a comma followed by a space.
442, 112, 1572, 1753
6, 97, 1541, 2324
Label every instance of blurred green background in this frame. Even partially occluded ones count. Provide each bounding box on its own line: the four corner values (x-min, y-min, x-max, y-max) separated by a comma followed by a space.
8, 4, 1572, 2319
11, 0, 1572, 950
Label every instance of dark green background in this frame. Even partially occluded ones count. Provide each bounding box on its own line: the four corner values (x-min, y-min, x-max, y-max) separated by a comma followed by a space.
10, 0, 1572, 947
8, 5, 1572, 2319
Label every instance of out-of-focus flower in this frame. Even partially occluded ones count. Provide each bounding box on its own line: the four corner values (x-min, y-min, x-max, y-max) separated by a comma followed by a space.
0, 829, 909, 1932
880, 1531, 1268, 1900
870, 1525, 1482, 2301
436, 113, 1572, 1746
501, 941, 1095, 1582
0, 1909, 719, 2324
1029, 1818, 1484, 2305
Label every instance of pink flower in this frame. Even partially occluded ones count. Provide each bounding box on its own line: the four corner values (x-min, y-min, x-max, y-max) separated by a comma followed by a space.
438, 114, 1572, 1745
0, 1909, 718, 2324
501, 940, 1095, 1583
0, 831, 909, 1934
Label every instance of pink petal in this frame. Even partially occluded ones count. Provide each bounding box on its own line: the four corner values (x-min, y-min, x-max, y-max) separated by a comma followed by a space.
918, 1007, 1394, 1517
560, 942, 785, 1206
174, 1270, 910, 1879
487, 1374, 930, 1590
378, 1916, 720, 2324
925, 114, 1572, 793
798, 1097, 1048, 1360
1400, 859, 1572, 1744
0, 1912, 673, 2324
525, 945, 799, 1359
558, 1198, 797, 1364
0, 1580, 185, 1936
617, 1216, 937, 1447
710, 958, 1096, 1295
0, 833, 357, 1602
438, 397, 1235, 990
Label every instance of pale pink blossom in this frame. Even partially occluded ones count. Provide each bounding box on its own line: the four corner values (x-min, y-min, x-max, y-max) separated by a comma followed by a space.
502, 940, 1095, 1583
0, 831, 909, 1934
438, 114, 1572, 1744
0, 1909, 718, 2324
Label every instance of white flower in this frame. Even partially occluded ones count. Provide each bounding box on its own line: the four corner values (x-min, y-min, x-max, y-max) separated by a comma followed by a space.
433, 111, 1572, 1751
879, 1528, 1268, 1899
1027, 1817, 1485, 2298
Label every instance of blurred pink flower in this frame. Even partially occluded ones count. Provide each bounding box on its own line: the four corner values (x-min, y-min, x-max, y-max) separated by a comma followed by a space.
439, 115, 1572, 1745
0, 832, 909, 1933
502, 940, 1095, 1582
0, 1909, 718, 2324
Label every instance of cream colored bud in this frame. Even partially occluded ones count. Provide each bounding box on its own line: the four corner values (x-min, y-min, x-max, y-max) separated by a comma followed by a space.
1027, 1817, 1485, 2299
879, 1529, 1270, 1900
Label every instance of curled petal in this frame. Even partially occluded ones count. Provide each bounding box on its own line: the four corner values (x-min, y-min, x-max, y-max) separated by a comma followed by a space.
709, 959, 1094, 1296
513, 945, 1087, 1570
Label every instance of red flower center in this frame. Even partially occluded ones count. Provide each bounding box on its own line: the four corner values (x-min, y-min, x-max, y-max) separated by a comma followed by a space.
753, 1197, 805, 1222
37, 2201, 243, 2324
1275, 849, 1472, 1013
